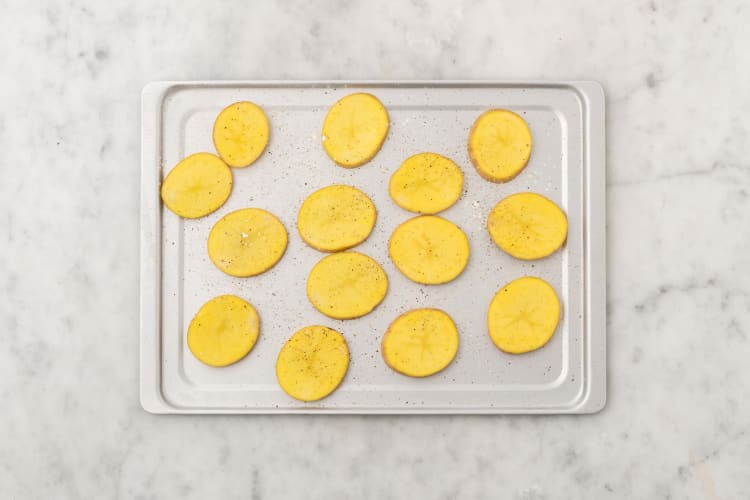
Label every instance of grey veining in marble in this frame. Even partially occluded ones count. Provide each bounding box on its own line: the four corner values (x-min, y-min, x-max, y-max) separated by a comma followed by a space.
1, 0, 749, 498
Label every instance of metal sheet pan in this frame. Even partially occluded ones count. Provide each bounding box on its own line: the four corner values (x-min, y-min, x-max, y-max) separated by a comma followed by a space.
140, 81, 606, 414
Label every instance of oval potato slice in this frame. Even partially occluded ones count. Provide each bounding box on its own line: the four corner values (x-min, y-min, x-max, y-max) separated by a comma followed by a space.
306, 252, 388, 319
187, 295, 260, 367
389, 153, 464, 214
297, 184, 376, 252
160, 152, 232, 219
213, 101, 270, 168
276, 325, 349, 402
322, 93, 389, 167
468, 109, 532, 183
487, 192, 568, 260
207, 208, 288, 277
382, 308, 459, 377
389, 215, 470, 285
487, 276, 560, 354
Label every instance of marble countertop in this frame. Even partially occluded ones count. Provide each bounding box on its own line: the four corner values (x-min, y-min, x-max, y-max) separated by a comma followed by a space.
2, 0, 748, 498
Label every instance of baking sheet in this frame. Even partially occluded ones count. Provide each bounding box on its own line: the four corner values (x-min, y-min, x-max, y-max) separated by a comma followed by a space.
140, 81, 606, 414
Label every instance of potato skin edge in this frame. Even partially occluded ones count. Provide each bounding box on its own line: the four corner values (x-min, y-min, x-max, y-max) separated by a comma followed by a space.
468, 109, 532, 183
187, 294, 260, 367
388, 152, 463, 214
322, 92, 390, 168
486, 192, 568, 260
160, 152, 233, 219
206, 208, 288, 277
486, 277, 561, 354
212, 101, 270, 168
305, 251, 389, 319
388, 216, 470, 285
296, 185, 377, 252
275, 325, 350, 402
381, 308, 458, 378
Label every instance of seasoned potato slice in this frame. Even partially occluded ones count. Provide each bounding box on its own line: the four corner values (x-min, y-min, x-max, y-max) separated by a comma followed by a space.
160, 152, 232, 219
297, 185, 376, 252
382, 308, 459, 377
187, 295, 259, 367
307, 252, 388, 319
213, 101, 270, 168
468, 109, 532, 182
207, 208, 288, 277
322, 93, 389, 167
276, 325, 349, 402
389, 215, 470, 285
487, 192, 567, 260
389, 153, 463, 214
487, 277, 560, 354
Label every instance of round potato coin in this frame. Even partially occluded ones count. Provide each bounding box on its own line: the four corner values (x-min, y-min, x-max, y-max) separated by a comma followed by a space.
487, 277, 561, 354
389, 215, 470, 285
468, 109, 532, 182
322, 93, 389, 167
187, 295, 260, 367
382, 308, 459, 377
160, 152, 232, 219
306, 252, 388, 319
297, 185, 376, 252
276, 325, 349, 402
487, 192, 568, 260
207, 208, 288, 277
389, 153, 464, 214
213, 101, 270, 168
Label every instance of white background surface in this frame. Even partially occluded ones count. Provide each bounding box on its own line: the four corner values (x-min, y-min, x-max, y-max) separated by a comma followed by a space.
1, 0, 748, 498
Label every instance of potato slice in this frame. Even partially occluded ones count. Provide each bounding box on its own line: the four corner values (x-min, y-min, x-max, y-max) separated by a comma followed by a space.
160, 152, 232, 219
468, 109, 532, 182
389, 215, 470, 285
212, 101, 270, 168
487, 192, 568, 260
187, 295, 259, 367
207, 208, 288, 277
307, 252, 388, 319
322, 93, 389, 167
276, 325, 349, 402
297, 185, 376, 252
382, 308, 459, 377
487, 277, 560, 354
389, 153, 464, 214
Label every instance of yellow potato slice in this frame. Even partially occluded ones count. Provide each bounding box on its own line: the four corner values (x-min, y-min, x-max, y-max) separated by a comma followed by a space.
468, 109, 532, 182
297, 185, 376, 252
307, 252, 388, 319
187, 295, 259, 367
322, 93, 389, 167
389, 215, 470, 285
207, 208, 288, 277
487, 277, 560, 354
389, 153, 464, 214
382, 308, 459, 377
160, 152, 232, 219
212, 101, 270, 168
487, 192, 568, 260
276, 325, 349, 402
